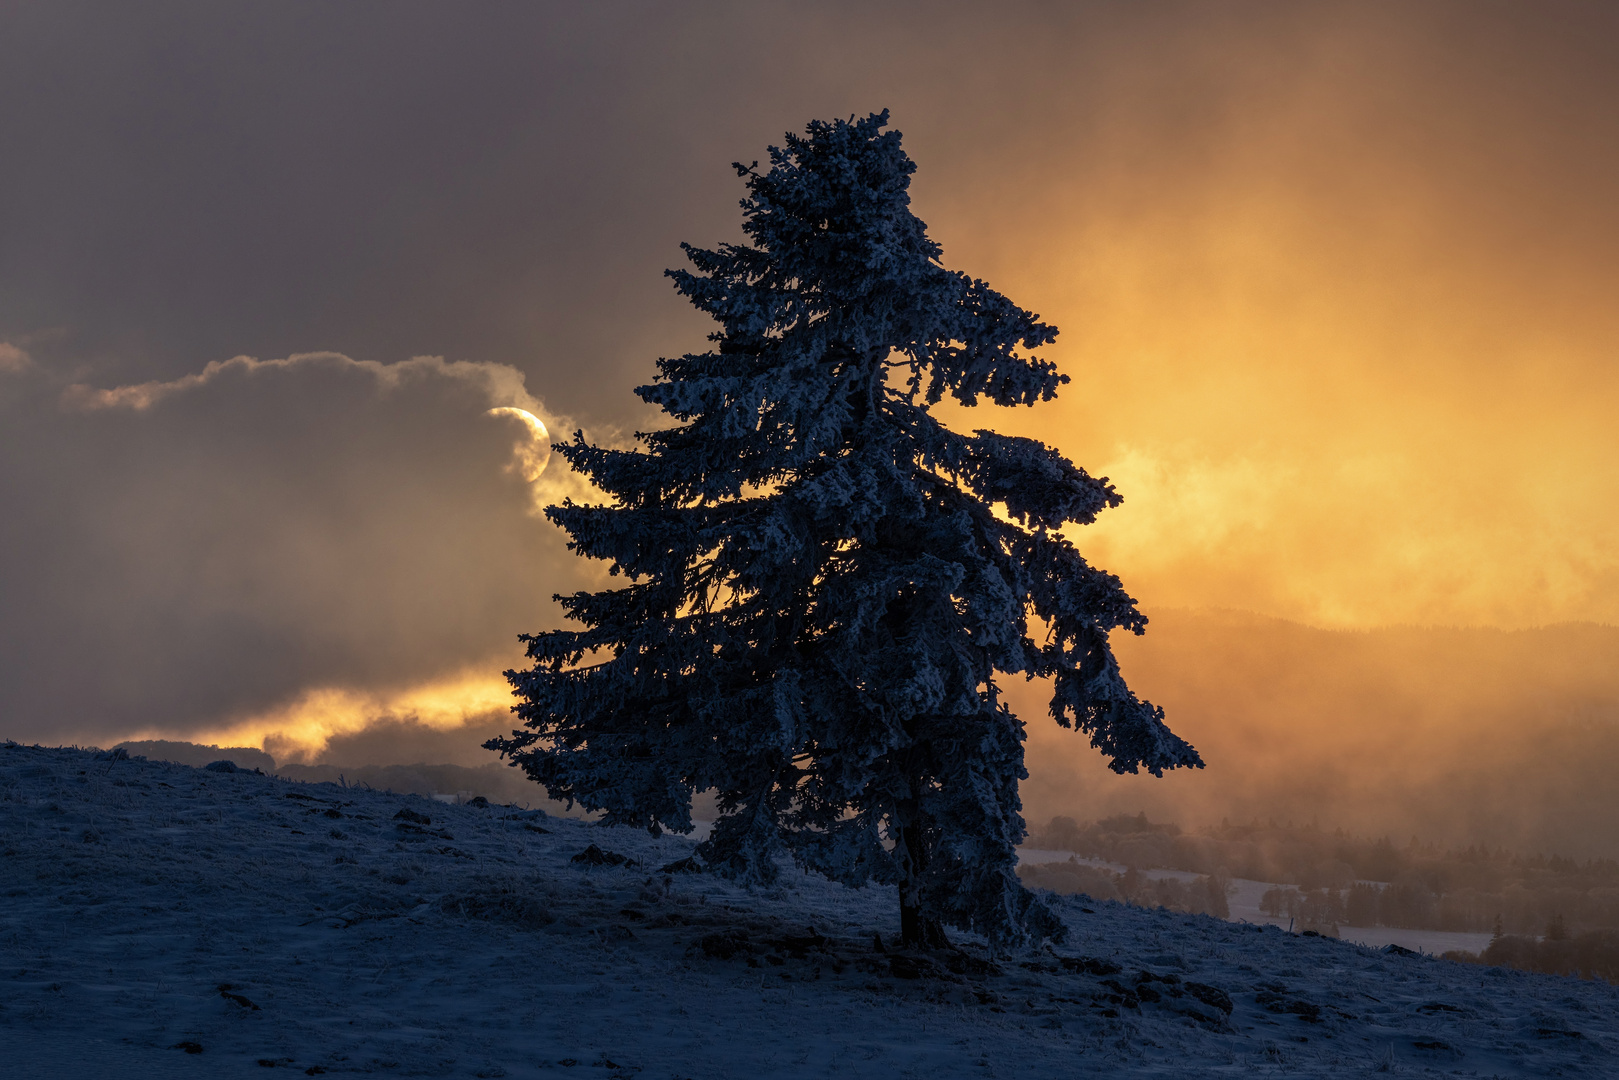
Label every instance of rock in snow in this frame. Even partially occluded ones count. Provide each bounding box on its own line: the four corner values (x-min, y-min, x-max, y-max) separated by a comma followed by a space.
1, 742, 1616, 1077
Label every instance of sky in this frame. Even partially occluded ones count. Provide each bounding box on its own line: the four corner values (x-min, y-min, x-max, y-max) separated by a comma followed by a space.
3, 2, 1617, 815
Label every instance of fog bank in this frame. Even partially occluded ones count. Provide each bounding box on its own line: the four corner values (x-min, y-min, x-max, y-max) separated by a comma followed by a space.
1019, 610, 1619, 860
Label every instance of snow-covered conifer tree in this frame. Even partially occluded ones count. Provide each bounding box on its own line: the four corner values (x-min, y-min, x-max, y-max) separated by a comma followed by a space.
490, 111, 1201, 950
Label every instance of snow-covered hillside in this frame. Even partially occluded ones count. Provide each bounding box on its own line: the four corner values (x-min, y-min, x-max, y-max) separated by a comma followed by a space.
2, 743, 1615, 1078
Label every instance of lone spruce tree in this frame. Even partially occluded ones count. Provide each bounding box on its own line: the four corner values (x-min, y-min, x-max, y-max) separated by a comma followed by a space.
491, 111, 1201, 949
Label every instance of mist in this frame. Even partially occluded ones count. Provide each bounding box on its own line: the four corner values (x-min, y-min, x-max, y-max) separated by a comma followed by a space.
1018, 610, 1619, 859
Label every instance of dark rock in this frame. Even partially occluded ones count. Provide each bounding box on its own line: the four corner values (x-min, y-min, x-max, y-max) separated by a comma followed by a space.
468, 796, 490, 808
571, 844, 635, 867
1099, 979, 1142, 1009
700, 930, 751, 960
393, 808, 432, 825
1256, 991, 1322, 1022
219, 986, 261, 1010
1382, 943, 1421, 957
322, 808, 343, 819
658, 856, 702, 874
204, 760, 239, 773
1057, 955, 1121, 977
171, 1041, 204, 1054
1184, 981, 1234, 1014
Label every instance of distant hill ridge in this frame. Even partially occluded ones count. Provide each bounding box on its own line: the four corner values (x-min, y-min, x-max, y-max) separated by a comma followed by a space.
1028, 811, 1619, 941
113, 739, 553, 810
114, 739, 276, 772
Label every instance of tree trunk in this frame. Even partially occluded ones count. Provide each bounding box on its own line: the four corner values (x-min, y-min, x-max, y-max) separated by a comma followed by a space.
897, 823, 949, 950
899, 898, 949, 950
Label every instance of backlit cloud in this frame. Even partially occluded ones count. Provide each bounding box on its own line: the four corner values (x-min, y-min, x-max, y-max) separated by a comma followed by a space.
62, 351, 546, 416
64, 351, 558, 505
177, 666, 517, 766
0, 349, 588, 745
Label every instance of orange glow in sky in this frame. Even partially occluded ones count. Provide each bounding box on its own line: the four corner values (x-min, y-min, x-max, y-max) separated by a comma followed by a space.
918, 35, 1619, 630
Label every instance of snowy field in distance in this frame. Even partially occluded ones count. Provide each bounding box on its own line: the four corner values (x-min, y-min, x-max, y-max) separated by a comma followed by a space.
1016, 850, 1497, 957
3, 742, 1616, 1078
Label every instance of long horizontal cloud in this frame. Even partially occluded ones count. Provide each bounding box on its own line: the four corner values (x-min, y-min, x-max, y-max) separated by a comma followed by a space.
61, 351, 545, 417
0, 348, 586, 746
63, 351, 559, 510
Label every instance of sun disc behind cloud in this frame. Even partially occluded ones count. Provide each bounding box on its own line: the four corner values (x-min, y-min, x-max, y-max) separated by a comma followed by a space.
486, 406, 551, 485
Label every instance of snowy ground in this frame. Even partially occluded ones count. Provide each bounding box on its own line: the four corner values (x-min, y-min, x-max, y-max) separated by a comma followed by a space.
3, 744, 1617, 1078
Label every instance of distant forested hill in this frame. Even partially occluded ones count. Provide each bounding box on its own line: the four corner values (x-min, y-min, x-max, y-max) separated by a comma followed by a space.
115, 739, 277, 772
1027, 812, 1619, 939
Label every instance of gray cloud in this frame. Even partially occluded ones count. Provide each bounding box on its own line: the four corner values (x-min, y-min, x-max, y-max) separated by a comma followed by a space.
0, 348, 574, 741
0, 343, 32, 374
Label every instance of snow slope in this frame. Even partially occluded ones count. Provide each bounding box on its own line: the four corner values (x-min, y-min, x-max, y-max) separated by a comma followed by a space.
3, 743, 1616, 1078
